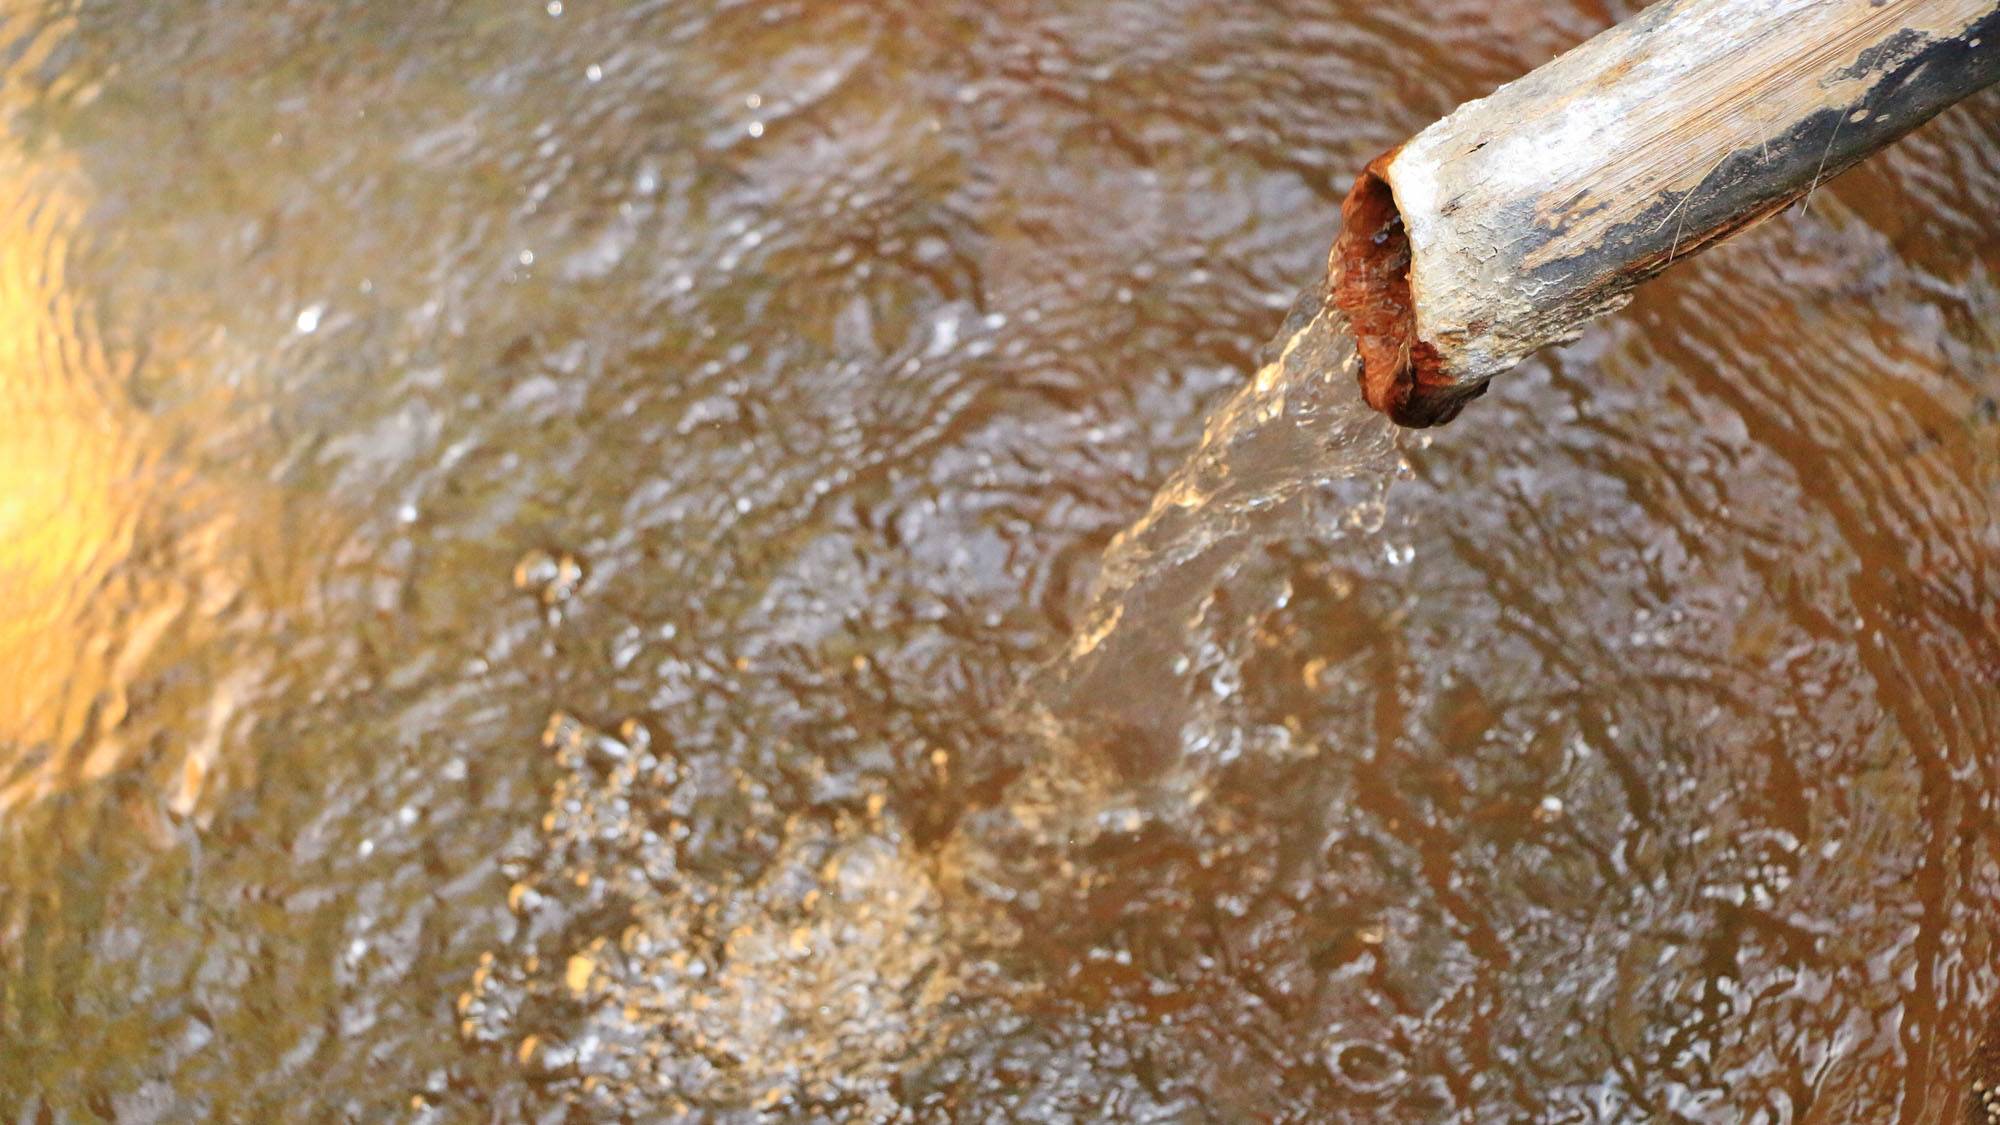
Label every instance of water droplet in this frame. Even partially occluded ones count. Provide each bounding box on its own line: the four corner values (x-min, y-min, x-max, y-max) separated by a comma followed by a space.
565, 953, 595, 995
746, 121, 764, 138
541, 711, 586, 753
1098, 807, 1144, 834
513, 548, 585, 605
544, 0, 562, 15
508, 881, 541, 913
585, 63, 602, 82
294, 304, 324, 333
615, 717, 652, 753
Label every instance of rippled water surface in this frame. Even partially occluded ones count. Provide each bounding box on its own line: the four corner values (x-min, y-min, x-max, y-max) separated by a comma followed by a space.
3, 1, 1999, 1121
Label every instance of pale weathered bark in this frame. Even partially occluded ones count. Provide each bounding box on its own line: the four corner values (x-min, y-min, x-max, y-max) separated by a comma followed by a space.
1331, 0, 2000, 426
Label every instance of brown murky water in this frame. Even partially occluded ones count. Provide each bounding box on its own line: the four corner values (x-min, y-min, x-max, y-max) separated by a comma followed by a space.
2, 0, 1998, 1121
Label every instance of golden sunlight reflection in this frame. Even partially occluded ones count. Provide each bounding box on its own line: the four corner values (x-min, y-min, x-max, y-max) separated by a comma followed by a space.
0, 129, 148, 805
0, 28, 308, 825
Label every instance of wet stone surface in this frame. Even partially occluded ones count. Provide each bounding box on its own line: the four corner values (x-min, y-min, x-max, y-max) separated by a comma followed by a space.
0, 0, 1997, 1122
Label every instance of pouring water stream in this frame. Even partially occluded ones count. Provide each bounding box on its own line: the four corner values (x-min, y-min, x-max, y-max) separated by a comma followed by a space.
946, 284, 1415, 905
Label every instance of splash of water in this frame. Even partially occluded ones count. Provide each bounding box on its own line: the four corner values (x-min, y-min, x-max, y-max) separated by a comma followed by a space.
940, 285, 1413, 930
1026, 285, 1407, 772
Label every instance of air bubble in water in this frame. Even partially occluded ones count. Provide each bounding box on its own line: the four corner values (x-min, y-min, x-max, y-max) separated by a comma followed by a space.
1343, 497, 1388, 534
1328, 1040, 1407, 1094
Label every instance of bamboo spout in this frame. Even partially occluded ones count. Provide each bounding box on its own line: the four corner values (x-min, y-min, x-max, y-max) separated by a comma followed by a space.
1332, 0, 2000, 427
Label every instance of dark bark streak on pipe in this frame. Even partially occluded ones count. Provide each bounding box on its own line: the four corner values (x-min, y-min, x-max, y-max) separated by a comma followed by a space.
1328, 151, 1482, 429
1545, 4, 2000, 296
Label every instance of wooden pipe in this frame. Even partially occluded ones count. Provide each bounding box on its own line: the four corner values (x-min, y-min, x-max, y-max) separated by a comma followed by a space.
1330, 0, 2000, 427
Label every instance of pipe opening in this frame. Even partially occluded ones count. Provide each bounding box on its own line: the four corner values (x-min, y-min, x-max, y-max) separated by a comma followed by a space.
1328, 151, 1483, 428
